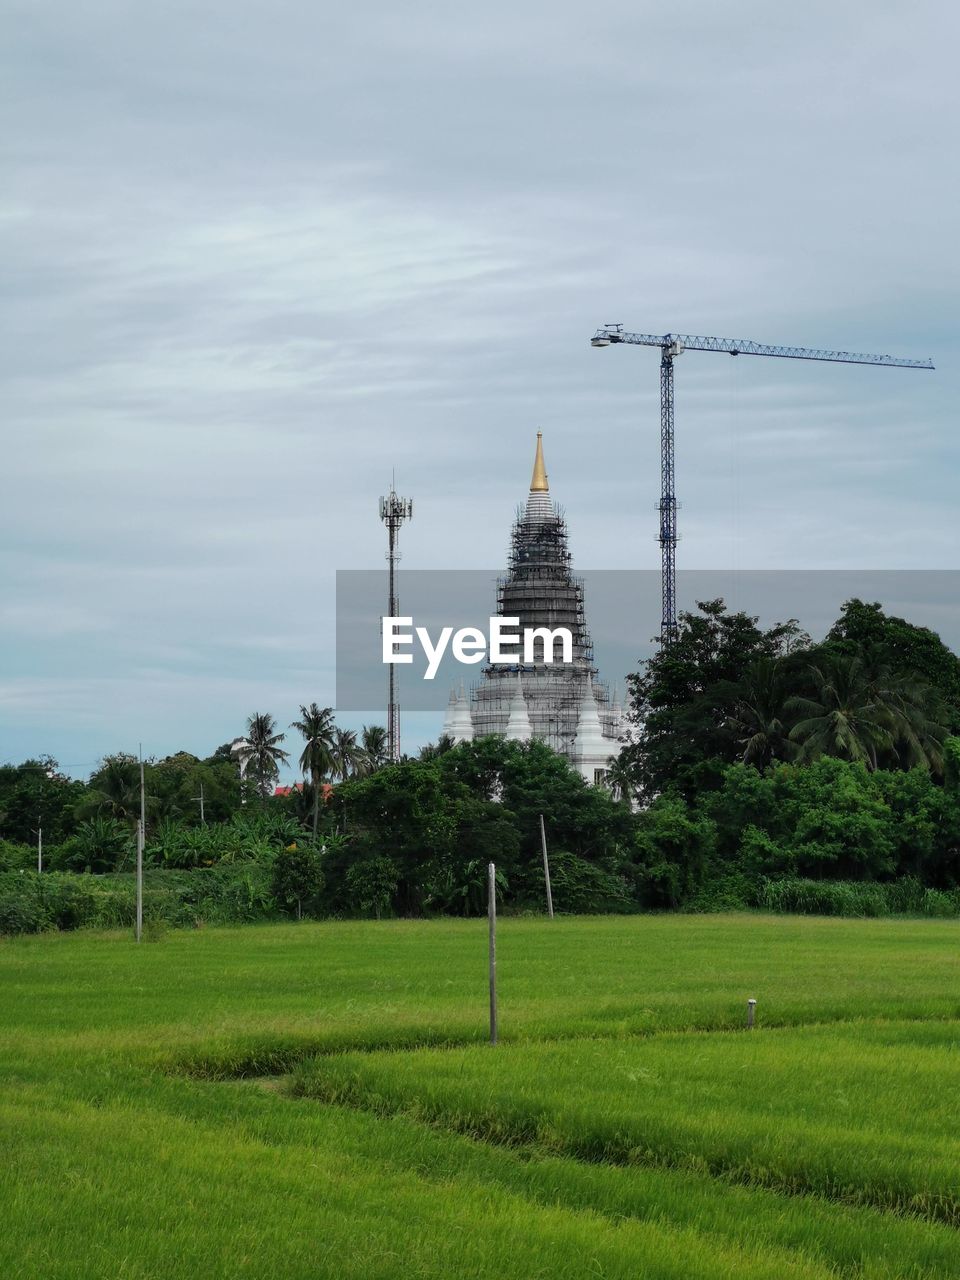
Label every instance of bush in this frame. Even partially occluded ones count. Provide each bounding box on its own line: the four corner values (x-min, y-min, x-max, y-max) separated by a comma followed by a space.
0, 863, 278, 936
631, 797, 716, 908
346, 857, 399, 919
0, 840, 34, 872
0, 873, 51, 934
686, 872, 758, 913
922, 888, 960, 918
534, 852, 632, 915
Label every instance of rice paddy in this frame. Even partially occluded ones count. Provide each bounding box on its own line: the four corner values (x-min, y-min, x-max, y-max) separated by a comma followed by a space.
3, 914, 960, 1277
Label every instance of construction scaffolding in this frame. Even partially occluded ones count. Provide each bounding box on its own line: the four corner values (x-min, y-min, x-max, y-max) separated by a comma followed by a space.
470, 497, 621, 758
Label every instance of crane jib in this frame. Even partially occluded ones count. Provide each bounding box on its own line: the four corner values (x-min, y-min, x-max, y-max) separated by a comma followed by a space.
592, 329, 934, 370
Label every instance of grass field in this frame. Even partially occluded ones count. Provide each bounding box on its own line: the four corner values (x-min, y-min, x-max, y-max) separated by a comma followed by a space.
3, 914, 960, 1277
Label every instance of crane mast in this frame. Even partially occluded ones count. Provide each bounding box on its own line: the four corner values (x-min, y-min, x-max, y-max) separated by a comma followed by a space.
591, 326, 934, 643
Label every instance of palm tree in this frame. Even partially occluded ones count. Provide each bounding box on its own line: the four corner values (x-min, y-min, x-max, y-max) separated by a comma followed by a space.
291, 703, 336, 836
243, 712, 290, 800
876, 671, 948, 773
355, 724, 388, 777
417, 734, 455, 762
722, 658, 799, 768
786, 654, 945, 772
604, 753, 637, 806
78, 755, 142, 825
330, 727, 361, 782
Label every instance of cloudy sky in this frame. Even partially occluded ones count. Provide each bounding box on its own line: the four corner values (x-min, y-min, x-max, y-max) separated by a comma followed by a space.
2, 1, 957, 778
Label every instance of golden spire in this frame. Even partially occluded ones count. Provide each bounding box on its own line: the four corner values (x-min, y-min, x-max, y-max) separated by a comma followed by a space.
530, 431, 548, 492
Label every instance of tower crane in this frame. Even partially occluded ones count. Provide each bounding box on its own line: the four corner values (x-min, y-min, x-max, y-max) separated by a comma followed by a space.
590, 326, 935, 643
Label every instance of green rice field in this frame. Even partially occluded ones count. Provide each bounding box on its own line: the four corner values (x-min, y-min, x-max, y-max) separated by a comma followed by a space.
3, 914, 960, 1278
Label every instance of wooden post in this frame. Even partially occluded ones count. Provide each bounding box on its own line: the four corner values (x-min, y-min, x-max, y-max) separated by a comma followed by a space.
747, 998, 756, 1029
135, 819, 143, 944
539, 813, 554, 919
488, 862, 498, 1045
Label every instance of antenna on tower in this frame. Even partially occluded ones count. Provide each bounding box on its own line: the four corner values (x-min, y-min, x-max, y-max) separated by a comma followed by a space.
379, 482, 413, 762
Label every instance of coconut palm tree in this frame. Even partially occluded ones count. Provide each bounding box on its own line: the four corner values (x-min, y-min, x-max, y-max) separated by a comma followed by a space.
78, 754, 142, 826
722, 658, 799, 768
330, 727, 361, 782
786, 654, 944, 772
603, 753, 637, 805
876, 671, 948, 774
355, 724, 388, 777
243, 712, 290, 800
417, 734, 455, 762
291, 703, 336, 836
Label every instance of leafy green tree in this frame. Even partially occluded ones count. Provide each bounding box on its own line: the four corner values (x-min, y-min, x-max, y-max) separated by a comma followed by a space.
291, 704, 336, 837
828, 599, 960, 730
271, 841, 324, 919
345, 856, 398, 918
242, 713, 290, 800
702, 763, 777, 863
872, 767, 945, 883
624, 599, 808, 801
769, 758, 897, 880
333, 761, 458, 915
630, 795, 716, 908
145, 753, 242, 825
426, 794, 521, 913
441, 737, 634, 871
0, 757, 84, 845
534, 852, 632, 914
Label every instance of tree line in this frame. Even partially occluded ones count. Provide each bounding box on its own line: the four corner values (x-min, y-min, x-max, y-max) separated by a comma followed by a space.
4, 597, 960, 931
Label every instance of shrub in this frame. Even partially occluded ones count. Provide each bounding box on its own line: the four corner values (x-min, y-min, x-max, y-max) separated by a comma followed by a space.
535, 852, 632, 915
631, 797, 716, 908
0, 840, 34, 872
0, 864, 279, 936
0, 873, 51, 934
346, 857, 399, 919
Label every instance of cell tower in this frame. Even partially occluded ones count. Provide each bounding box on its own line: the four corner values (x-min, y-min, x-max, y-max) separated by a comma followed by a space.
379, 484, 413, 762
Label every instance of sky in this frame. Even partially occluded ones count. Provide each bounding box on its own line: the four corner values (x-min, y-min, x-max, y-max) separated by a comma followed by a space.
2, 1, 958, 779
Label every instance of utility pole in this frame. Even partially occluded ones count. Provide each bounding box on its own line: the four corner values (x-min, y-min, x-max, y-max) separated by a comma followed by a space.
193, 782, 206, 825
488, 862, 498, 1045
539, 813, 554, 919
137, 746, 145, 944
591, 326, 934, 643
35, 818, 42, 874
135, 820, 143, 943
379, 483, 413, 762
139, 746, 146, 840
